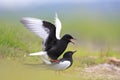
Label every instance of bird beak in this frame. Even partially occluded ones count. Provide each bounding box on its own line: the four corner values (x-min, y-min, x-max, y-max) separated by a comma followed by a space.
73, 50, 77, 53
70, 38, 76, 44
71, 50, 77, 55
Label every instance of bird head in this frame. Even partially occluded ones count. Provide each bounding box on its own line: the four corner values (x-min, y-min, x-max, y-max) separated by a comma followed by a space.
63, 50, 77, 58
62, 34, 75, 44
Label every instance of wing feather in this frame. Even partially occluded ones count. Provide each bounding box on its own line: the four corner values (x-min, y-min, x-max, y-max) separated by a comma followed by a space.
55, 13, 62, 39
21, 17, 50, 49
21, 17, 49, 43
21, 17, 57, 49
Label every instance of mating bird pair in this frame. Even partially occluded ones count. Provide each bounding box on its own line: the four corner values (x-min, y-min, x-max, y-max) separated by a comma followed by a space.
21, 14, 76, 70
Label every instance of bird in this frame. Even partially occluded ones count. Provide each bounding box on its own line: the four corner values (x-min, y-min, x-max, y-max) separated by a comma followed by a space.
21, 14, 75, 62
40, 50, 77, 70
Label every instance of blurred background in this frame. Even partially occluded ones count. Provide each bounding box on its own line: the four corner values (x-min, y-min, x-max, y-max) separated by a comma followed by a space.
0, 0, 120, 80
0, 0, 120, 55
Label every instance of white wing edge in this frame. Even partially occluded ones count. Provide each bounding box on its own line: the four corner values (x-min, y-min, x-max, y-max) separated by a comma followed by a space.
29, 51, 47, 56
55, 13, 62, 39
21, 17, 49, 48
21, 17, 49, 41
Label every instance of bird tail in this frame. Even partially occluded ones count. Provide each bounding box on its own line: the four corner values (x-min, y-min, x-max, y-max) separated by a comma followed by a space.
29, 51, 52, 64
40, 57, 52, 64
29, 51, 47, 56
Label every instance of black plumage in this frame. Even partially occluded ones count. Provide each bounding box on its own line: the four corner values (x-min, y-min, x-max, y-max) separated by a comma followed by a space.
43, 21, 74, 60
21, 15, 75, 61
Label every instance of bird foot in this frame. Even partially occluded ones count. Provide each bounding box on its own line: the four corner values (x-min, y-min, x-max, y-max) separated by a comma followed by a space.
50, 59, 60, 63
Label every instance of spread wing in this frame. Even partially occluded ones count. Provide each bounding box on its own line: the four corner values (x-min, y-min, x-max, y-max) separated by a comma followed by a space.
21, 17, 56, 49
55, 13, 62, 40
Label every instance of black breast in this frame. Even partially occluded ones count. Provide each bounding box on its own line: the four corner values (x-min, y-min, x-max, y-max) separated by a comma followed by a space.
47, 40, 68, 60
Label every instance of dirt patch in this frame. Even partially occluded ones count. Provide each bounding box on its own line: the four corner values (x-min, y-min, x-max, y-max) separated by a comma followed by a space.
107, 57, 120, 66
83, 63, 120, 80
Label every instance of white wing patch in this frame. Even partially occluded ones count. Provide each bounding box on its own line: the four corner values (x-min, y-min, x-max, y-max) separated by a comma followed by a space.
55, 13, 62, 39
21, 17, 49, 45
49, 61, 71, 70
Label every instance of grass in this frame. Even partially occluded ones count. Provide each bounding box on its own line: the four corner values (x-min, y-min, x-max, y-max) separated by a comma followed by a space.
0, 16, 120, 80
0, 20, 42, 57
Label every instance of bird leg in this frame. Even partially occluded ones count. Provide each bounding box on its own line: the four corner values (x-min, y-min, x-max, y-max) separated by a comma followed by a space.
50, 59, 60, 63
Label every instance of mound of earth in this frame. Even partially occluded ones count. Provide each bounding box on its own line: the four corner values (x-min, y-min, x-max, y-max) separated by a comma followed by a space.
83, 63, 120, 80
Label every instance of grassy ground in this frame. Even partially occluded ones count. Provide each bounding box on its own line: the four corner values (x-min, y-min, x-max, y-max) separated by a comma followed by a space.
0, 18, 120, 80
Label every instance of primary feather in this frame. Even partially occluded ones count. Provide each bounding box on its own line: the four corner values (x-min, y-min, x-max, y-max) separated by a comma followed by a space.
55, 13, 62, 39
21, 14, 62, 49
21, 17, 49, 48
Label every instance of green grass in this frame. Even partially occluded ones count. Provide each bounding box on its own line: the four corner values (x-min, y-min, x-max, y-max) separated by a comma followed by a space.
0, 21, 42, 57
0, 16, 120, 80
0, 58, 119, 80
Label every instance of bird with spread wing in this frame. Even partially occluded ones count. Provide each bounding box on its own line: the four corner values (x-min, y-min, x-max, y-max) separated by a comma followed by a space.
21, 14, 75, 62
